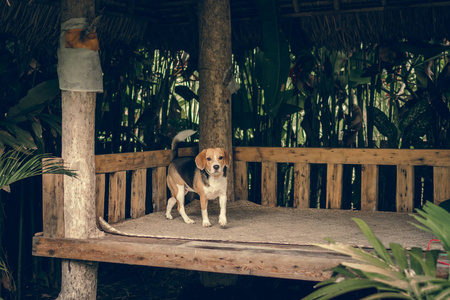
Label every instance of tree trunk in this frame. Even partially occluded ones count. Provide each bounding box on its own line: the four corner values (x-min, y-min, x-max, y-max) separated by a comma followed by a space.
58, 0, 102, 299
198, 0, 235, 201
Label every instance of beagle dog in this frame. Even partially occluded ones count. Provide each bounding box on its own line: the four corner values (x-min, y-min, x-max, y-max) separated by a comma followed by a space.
165, 130, 231, 227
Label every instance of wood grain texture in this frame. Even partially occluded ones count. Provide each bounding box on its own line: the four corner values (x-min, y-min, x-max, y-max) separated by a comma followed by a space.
234, 161, 248, 201
32, 235, 340, 281
433, 166, 450, 206
326, 164, 343, 209
396, 165, 414, 213
95, 147, 197, 174
293, 163, 310, 208
152, 167, 167, 212
42, 166, 64, 238
95, 174, 105, 224
361, 164, 379, 211
131, 169, 146, 218
108, 171, 127, 223
233, 147, 450, 166
261, 162, 277, 207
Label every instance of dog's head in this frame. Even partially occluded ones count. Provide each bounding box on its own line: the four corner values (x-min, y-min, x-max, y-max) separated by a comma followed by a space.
195, 148, 231, 176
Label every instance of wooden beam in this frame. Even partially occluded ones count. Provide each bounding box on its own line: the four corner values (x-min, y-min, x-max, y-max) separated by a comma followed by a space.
361, 165, 379, 211
396, 165, 414, 213
32, 235, 344, 281
433, 167, 450, 206
95, 147, 197, 174
233, 147, 450, 167
281, 1, 450, 17
293, 163, 310, 208
261, 162, 277, 207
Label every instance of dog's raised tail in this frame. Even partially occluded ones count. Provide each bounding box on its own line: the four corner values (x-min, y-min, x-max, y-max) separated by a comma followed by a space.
171, 130, 196, 159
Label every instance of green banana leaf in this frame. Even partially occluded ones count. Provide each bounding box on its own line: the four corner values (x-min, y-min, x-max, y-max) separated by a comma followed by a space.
257, 0, 291, 118
7, 79, 59, 122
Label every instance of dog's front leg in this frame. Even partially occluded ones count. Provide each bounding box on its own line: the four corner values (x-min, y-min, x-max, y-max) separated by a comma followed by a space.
200, 195, 211, 227
218, 195, 227, 227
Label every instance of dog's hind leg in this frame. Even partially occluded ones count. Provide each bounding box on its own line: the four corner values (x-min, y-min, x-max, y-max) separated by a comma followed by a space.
176, 184, 195, 224
165, 197, 177, 220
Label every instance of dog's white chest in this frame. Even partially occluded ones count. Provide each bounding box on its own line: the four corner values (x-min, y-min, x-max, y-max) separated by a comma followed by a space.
203, 176, 227, 199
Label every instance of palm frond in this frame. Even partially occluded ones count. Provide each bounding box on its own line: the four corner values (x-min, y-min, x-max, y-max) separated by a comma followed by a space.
0, 150, 77, 191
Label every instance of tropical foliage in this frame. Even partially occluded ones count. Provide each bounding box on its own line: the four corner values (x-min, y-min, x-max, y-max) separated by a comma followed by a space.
304, 202, 450, 300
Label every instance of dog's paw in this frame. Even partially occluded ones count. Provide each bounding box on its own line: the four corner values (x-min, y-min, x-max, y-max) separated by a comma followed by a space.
218, 215, 227, 227
202, 219, 212, 227
184, 217, 195, 224
165, 213, 173, 220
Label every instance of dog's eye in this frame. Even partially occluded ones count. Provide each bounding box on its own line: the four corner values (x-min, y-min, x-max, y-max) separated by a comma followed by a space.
206, 157, 212, 161
219, 156, 223, 160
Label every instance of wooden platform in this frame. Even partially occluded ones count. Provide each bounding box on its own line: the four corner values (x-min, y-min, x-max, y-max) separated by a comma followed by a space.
33, 200, 448, 281
35, 147, 450, 282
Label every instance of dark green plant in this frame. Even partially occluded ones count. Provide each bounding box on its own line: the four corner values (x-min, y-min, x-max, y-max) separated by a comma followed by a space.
304, 202, 450, 299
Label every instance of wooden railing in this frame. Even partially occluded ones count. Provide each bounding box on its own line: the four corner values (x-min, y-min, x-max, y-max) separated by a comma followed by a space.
43, 147, 450, 232
233, 147, 450, 212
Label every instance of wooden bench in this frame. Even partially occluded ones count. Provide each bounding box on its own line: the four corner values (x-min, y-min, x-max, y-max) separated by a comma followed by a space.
33, 147, 450, 281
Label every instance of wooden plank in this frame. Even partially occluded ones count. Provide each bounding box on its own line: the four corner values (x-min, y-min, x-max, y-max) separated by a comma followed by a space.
361, 164, 379, 211
42, 165, 64, 238
433, 166, 450, 206
293, 163, 310, 208
152, 167, 167, 212
233, 161, 248, 200
95, 147, 198, 174
95, 174, 106, 224
32, 235, 344, 281
326, 164, 343, 209
108, 171, 127, 223
396, 165, 414, 213
261, 162, 277, 207
130, 169, 146, 218
233, 147, 450, 167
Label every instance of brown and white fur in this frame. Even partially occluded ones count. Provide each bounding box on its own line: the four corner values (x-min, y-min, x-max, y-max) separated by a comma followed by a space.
165, 130, 231, 227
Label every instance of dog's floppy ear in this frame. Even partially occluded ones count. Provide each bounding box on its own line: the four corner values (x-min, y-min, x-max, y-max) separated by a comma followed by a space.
223, 149, 232, 167
195, 150, 207, 170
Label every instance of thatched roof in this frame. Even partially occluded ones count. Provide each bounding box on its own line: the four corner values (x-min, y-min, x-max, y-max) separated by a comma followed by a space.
1, 0, 450, 53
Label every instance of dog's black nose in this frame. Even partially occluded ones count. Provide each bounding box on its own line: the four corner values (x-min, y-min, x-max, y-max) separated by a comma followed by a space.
213, 165, 220, 170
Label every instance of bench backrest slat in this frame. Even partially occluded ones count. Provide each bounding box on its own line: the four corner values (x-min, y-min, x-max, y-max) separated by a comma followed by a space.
360, 164, 379, 211
130, 168, 147, 219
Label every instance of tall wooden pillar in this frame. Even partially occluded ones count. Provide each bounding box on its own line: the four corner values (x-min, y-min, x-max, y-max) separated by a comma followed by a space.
198, 0, 235, 201
57, 0, 102, 299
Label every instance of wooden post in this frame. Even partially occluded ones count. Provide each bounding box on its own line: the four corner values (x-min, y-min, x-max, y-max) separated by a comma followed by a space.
396, 165, 414, 212
198, 0, 234, 201
261, 162, 277, 207
42, 159, 64, 238
326, 164, 343, 209
234, 161, 248, 200
294, 163, 310, 208
361, 164, 379, 211
108, 171, 127, 223
433, 166, 450, 206
95, 174, 105, 224
152, 167, 167, 212
58, 0, 102, 298
131, 168, 147, 218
